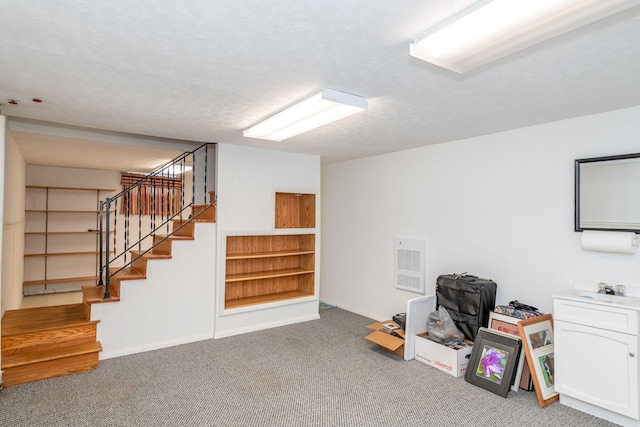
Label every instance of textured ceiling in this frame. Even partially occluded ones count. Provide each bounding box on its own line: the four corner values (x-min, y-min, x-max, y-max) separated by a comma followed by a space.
2, 1, 640, 168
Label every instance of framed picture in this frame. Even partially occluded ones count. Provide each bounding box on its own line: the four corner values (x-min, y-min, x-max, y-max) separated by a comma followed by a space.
518, 314, 559, 408
464, 327, 522, 398
488, 312, 531, 392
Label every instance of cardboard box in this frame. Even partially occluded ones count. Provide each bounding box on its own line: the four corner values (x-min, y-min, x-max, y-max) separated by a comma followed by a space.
365, 321, 406, 357
363, 295, 436, 360
414, 332, 474, 377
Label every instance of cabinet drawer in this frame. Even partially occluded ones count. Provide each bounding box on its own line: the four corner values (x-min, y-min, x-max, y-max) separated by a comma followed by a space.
554, 298, 638, 335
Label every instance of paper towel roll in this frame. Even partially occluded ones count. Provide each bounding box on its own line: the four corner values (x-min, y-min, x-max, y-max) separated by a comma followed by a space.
581, 230, 639, 254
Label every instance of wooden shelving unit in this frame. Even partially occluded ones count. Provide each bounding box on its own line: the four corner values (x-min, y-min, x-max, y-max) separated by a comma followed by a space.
24, 186, 115, 294
224, 234, 315, 309
224, 191, 317, 310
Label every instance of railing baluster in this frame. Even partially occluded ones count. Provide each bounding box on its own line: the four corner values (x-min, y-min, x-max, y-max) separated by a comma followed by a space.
204, 144, 208, 204
104, 198, 111, 299
98, 201, 104, 287
138, 177, 142, 255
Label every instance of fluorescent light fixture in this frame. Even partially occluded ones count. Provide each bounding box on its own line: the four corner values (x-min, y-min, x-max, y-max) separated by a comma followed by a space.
410, 0, 640, 73
243, 88, 367, 141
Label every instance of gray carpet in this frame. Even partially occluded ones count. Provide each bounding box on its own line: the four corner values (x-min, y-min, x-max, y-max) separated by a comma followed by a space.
0, 308, 617, 426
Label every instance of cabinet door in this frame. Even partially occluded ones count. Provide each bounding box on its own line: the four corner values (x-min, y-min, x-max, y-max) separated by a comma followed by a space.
555, 319, 638, 419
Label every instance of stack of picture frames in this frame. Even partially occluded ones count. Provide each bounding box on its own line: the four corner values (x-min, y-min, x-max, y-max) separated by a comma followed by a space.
465, 312, 559, 407
518, 314, 559, 408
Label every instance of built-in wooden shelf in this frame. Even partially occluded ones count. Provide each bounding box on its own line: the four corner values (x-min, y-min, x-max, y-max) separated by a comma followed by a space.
26, 210, 101, 213
25, 231, 109, 235
24, 276, 99, 287
224, 234, 315, 309
224, 290, 313, 309
24, 186, 114, 295
24, 251, 105, 257
26, 186, 115, 192
226, 267, 314, 283
226, 249, 315, 260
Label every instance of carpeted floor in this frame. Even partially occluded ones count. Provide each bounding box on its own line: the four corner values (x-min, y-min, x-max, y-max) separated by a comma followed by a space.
0, 308, 617, 426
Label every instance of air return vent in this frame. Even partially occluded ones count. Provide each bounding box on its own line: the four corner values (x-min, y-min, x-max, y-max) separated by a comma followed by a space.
394, 238, 427, 294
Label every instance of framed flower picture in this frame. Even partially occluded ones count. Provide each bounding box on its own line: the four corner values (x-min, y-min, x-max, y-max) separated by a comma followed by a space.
464, 327, 522, 398
517, 313, 559, 408
488, 311, 531, 392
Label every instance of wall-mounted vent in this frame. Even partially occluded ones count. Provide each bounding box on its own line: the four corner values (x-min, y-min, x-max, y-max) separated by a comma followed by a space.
394, 238, 427, 294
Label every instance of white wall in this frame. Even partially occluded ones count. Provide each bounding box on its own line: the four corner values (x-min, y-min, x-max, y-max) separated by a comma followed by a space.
2, 120, 27, 315
214, 143, 321, 337
92, 222, 216, 359
321, 106, 640, 321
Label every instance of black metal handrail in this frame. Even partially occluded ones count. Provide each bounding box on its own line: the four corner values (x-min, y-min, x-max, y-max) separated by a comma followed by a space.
98, 143, 216, 299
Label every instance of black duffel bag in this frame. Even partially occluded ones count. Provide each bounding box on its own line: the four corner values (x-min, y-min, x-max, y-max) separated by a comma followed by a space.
436, 273, 497, 341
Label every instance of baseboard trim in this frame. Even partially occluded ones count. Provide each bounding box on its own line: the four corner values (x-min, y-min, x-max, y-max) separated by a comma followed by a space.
323, 302, 381, 322
99, 332, 214, 360
214, 313, 320, 339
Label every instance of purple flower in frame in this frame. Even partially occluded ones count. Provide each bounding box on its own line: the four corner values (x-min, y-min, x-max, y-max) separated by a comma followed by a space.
480, 348, 504, 378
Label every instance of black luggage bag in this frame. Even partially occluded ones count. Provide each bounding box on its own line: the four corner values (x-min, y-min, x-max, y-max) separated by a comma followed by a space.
436, 273, 497, 342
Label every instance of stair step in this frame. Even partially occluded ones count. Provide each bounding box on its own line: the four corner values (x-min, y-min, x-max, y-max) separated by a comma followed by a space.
129, 250, 172, 260
1, 341, 102, 387
129, 250, 172, 275
2, 304, 99, 357
2, 341, 102, 369
2, 304, 90, 336
155, 233, 194, 242
193, 203, 216, 221
82, 283, 120, 304
110, 266, 146, 280
172, 220, 195, 237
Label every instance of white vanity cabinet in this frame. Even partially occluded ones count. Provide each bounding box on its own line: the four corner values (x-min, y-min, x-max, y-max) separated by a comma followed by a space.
554, 296, 639, 421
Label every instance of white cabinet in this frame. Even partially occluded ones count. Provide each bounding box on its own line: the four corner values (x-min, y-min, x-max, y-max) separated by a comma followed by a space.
554, 297, 639, 420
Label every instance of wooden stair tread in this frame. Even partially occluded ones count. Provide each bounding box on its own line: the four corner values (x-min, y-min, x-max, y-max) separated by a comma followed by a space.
192, 203, 216, 222
129, 250, 172, 260
1, 304, 96, 336
172, 219, 192, 224
110, 267, 146, 280
1, 341, 102, 369
83, 284, 120, 303
155, 234, 194, 241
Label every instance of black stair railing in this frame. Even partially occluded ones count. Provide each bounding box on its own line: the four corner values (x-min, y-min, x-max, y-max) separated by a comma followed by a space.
97, 143, 216, 299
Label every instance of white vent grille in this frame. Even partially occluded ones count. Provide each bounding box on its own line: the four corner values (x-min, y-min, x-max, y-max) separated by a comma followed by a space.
394, 238, 427, 294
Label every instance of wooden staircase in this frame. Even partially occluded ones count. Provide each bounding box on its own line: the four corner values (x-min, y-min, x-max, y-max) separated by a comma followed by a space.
1, 304, 101, 387
1, 199, 216, 387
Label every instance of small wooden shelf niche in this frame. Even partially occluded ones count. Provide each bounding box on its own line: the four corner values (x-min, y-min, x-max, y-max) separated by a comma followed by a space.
275, 192, 315, 229
224, 191, 317, 309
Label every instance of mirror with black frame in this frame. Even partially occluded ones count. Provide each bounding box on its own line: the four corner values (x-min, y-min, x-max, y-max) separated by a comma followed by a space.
575, 153, 640, 232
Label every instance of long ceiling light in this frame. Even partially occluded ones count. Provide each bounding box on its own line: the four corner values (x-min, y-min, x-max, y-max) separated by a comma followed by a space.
410, 0, 640, 74
243, 88, 368, 141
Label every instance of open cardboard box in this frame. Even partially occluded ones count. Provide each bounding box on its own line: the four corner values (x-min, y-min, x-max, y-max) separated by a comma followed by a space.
365, 321, 406, 357
364, 295, 436, 360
